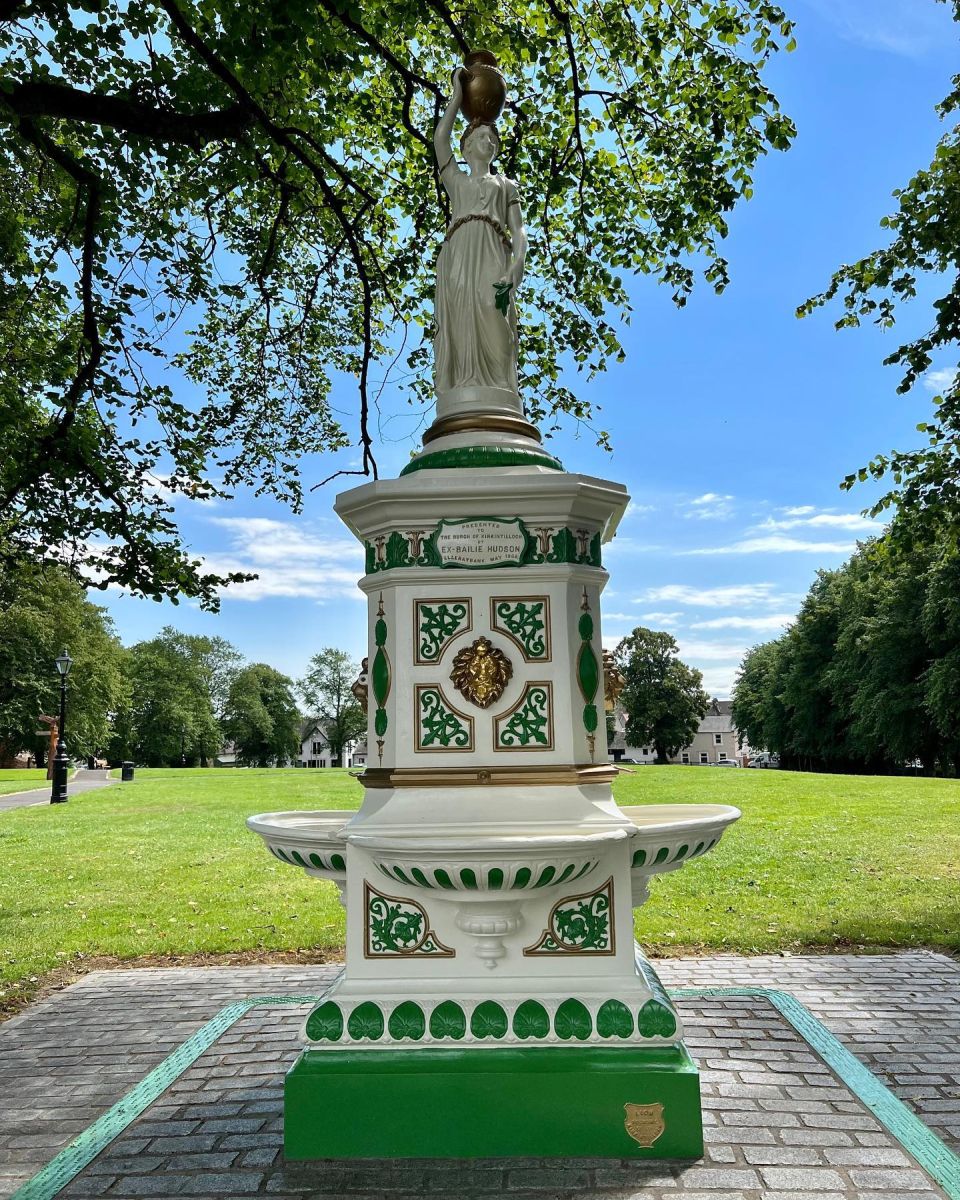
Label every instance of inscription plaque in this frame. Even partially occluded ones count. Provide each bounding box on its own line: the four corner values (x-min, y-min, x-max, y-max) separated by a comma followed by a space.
433, 518, 526, 569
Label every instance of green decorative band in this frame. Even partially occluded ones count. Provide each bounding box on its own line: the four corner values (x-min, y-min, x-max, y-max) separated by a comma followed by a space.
399, 445, 564, 476
14, 989, 960, 1200
372, 600, 389, 751
577, 597, 601, 742
636, 950, 678, 1022
372, 857, 598, 892
525, 877, 614, 955
364, 517, 601, 573
305, 992, 677, 1047
270, 845, 346, 874
631, 837, 718, 869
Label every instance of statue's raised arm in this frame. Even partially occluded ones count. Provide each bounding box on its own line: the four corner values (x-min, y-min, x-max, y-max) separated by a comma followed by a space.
433, 69, 463, 181
432, 53, 526, 410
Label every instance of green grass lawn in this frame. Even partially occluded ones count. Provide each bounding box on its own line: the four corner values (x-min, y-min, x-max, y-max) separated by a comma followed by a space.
1, 766, 957, 1013
0, 768, 48, 796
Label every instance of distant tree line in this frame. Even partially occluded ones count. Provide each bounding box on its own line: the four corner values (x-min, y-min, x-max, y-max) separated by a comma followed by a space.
732, 527, 960, 775
0, 557, 364, 768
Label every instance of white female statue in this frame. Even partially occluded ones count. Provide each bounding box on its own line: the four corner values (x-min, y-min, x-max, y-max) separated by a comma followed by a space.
432, 67, 528, 407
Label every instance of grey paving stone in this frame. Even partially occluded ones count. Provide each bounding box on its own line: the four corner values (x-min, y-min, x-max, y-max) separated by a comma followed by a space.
758, 1166, 846, 1189
674, 1167, 761, 1189
2, 953, 956, 1200
848, 1167, 941, 1189
742, 1146, 821, 1166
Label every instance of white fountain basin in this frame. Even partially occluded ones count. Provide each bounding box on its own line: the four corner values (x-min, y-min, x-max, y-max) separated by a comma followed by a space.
246, 810, 350, 881
620, 803, 740, 910
246, 804, 739, 907
346, 827, 630, 899
621, 803, 740, 875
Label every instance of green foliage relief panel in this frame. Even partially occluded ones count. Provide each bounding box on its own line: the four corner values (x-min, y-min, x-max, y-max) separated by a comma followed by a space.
497, 684, 551, 748
495, 599, 547, 658
418, 688, 471, 749
366, 885, 453, 957
417, 601, 470, 663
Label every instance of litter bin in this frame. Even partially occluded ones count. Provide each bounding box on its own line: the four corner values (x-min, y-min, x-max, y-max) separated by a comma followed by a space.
121, 761, 135, 782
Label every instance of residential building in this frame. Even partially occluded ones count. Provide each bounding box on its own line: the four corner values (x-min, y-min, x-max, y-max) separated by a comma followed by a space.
609, 699, 748, 765
299, 718, 366, 769
671, 699, 745, 765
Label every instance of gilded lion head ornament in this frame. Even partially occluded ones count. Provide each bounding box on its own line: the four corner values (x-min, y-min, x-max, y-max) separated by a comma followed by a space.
450, 636, 513, 709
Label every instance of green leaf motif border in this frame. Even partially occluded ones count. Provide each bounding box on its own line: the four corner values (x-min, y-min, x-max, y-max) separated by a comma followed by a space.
305, 993, 677, 1045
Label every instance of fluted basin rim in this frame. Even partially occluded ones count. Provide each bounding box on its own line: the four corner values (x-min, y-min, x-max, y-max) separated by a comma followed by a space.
344, 827, 630, 855
246, 810, 350, 844
619, 803, 741, 838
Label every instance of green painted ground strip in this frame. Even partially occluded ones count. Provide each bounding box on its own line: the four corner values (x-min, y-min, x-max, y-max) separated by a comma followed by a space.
9, 988, 960, 1200
673, 986, 960, 1199
8, 995, 317, 1200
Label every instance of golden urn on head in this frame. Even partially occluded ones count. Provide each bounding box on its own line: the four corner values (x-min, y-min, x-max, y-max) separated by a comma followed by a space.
458, 50, 506, 125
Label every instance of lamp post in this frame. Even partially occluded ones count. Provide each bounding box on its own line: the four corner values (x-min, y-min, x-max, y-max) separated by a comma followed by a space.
180, 727, 187, 768
50, 648, 73, 804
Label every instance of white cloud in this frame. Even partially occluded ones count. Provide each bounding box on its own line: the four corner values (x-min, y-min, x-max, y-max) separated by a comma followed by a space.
599, 610, 684, 629
779, 505, 816, 517
923, 367, 957, 394
604, 537, 665, 555
802, 0, 955, 58
754, 509, 879, 534
203, 517, 364, 602
622, 502, 655, 520
699, 666, 739, 699
689, 614, 795, 632
682, 492, 735, 521
676, 638, 747, 662
639, 582, 790, 608
683, 534, 858, 556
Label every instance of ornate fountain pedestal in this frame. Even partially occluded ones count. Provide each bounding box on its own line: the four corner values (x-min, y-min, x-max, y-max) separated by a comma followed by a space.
248, 454, 740, 1160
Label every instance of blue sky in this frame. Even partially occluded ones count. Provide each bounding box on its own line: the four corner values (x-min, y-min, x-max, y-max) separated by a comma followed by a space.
100, 0, 959, 698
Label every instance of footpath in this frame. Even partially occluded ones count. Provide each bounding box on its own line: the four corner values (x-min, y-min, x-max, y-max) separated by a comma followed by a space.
0, 768, 115, 812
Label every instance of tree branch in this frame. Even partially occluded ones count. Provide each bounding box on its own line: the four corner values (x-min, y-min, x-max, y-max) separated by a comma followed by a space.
422, 0, 471, 55
1, 80, 252, 145
158, 0, 379, 478
316, 0, 444, 103
0, 0, 27, 22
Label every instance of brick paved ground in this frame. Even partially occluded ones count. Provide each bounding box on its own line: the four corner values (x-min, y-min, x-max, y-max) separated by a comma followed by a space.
0, 952, 957, 1199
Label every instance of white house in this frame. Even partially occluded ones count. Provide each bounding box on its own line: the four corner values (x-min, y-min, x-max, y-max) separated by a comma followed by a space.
609, 699, 749, 765
299, 718, 366, 769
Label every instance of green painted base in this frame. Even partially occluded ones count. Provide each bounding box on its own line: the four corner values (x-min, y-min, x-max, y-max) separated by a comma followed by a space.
284, 1043, 703, 1160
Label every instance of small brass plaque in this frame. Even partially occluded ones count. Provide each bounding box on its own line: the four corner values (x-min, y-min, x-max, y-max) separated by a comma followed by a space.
624, 1102, 665, 1148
